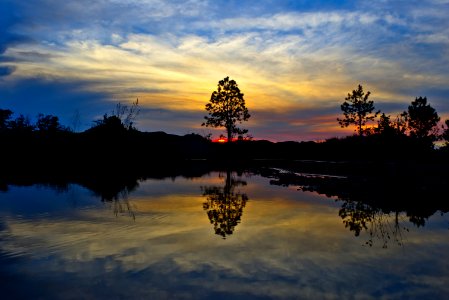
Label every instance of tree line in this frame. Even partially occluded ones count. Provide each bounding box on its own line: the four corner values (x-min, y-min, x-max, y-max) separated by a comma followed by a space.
337, 84, 448, 148
201, 77, 449, 149
0, 109, 68, 134
0, 100, 140, 135
1, 78, 449, 152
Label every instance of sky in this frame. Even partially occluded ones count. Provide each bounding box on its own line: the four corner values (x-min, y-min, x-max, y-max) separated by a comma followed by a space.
1, 0, 448, 141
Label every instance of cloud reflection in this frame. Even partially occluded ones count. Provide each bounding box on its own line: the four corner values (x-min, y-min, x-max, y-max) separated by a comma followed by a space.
1, 174, 449, 298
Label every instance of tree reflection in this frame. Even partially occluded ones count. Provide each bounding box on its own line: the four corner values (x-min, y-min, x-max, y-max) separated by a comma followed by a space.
339, 200, 409, 248
202, 170, 249, 238
77, 175, 140, 220
107, 187, 136, 220
264, 165, 449, 248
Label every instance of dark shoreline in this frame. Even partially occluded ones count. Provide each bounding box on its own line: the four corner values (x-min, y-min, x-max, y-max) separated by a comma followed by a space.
2, 126, 448, 225
2, 158, 448, 222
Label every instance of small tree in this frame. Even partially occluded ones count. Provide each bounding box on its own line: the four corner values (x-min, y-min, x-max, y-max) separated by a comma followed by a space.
8, 114, 35, 133
392, 112, 408, 135
338, 84, 379, 136
202, 77, 250, 142
375, 112, 409, 137
92, 99, 140, 132
112, 99, 140, 130
405, 97, 440, 143
0, 109, 13, 131
375, 113, 395, 136
92, 114, 126, 132
36, 114, 65, 133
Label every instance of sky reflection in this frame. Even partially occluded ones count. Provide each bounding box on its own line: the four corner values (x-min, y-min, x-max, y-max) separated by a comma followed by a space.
1, 173, 449, 299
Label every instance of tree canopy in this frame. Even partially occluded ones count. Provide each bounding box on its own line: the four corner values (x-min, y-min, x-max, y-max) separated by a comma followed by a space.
202, 77, 250, 142
405, 97, 440, 143
338, 84, 379, 136
0, 109, 13, 131
375, 113, 395, 136
8, 114, 35, 133
36, 113, 65, 132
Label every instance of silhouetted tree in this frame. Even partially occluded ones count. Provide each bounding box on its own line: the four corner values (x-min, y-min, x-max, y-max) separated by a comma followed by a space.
202, 77, 250, 142
0, 109, 13, 131
202, 170, 248, 238
92, 114, 126, 132
112, 99, 140, 130
91, 99, 140, 132
405, 97, 440, 145
375, 113, 396, 136
375, 112, 410, 138
36, 113, 66, 133
338, 84, 379, 136
8, 114, 35, 133
392, 112, 408, 135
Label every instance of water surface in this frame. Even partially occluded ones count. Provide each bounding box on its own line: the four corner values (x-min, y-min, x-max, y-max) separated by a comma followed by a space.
1, 171, 448, 299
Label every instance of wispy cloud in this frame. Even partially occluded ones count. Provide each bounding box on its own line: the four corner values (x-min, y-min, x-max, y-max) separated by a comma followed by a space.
1, 0, 448, 140
194, 11, 387, 32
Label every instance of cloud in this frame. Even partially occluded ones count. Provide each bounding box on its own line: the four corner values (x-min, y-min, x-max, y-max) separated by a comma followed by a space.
137, 107, 205, 134
1, 0, 448, 140
0, 1, 34, 55
193, 11, 384, 33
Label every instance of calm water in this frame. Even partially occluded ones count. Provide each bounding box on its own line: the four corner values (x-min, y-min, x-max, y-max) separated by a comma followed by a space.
1, 171, 449, 299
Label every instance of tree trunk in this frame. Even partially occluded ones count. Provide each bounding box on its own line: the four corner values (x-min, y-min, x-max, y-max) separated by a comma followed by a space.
227, 127, 232, 143
358, 116, 363, 136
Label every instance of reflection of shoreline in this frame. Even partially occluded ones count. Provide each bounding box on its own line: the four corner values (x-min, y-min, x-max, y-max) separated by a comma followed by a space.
2, 161, 448, 245
2, 172, 449, 300
263, 166, 449, 247
202, 170, 248, 238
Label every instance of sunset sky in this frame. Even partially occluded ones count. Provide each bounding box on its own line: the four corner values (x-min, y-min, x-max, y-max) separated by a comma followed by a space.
1, 0, 448, 141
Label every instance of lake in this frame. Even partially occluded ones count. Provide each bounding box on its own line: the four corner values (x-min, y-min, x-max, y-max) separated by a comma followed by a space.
1, 168, 449, 299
